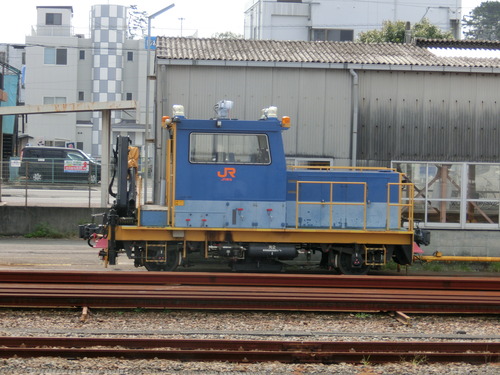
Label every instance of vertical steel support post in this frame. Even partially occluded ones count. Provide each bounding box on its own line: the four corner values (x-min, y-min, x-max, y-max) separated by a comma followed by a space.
101, 109, 111, 208
146, 4, 175, 204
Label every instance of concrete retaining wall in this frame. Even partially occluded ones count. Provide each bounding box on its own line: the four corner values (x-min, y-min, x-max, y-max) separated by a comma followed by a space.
419, 229, 500, 257
1, 206, 499, 258
0, 206, 105, 236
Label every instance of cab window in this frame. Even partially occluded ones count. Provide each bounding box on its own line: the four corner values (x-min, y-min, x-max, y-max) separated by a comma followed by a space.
190, 133, 271, 164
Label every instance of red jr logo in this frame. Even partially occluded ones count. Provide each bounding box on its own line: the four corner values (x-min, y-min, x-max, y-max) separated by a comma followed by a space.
217, 167, 236, 181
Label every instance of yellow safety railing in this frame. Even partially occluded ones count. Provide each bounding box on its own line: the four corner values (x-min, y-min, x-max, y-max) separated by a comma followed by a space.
137, 175, 142, 225
166, 126, 176, 227
289, 166, 397, 172
294, 181, 367, 229
387, 182, 414, 232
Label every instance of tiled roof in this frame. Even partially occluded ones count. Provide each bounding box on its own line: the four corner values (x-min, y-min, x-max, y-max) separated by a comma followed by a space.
156, 37, 500, 69
415, 38, 500, 50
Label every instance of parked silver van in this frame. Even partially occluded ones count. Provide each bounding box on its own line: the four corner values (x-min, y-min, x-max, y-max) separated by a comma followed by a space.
20, 146, 101, 184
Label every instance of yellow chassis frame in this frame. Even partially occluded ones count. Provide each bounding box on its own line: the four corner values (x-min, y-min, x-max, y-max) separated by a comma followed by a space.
114, 226, 414, 244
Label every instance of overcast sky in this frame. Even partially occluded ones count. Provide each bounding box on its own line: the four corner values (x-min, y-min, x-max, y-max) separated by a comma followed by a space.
0, 0, 485, 44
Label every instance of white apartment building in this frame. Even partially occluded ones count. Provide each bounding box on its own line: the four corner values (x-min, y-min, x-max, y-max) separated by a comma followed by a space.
24, 5, 148, 158
244, 0, 462, 41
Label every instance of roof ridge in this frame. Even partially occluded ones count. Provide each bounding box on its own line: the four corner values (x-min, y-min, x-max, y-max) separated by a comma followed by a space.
155, 37, 500, 68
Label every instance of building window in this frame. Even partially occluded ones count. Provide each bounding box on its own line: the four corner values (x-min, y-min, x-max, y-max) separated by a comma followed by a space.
126, 93, 133, 100
286, 157, 334, 169
43, 96, 66, 104
54, 140, 66, 147
311, 28, 354, 42
78, 91, 84, 101
393, 161, 500, 229
0, 52, 5, 63
56, 49, 67, 65
127, 51, 134, 61
79, 50, 85, 60
44, 48, 67, 65
46, 13, 62, 26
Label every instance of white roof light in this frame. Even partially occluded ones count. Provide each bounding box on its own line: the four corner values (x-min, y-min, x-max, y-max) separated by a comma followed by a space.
261, 106, 278, 119
172, 105, 185, 117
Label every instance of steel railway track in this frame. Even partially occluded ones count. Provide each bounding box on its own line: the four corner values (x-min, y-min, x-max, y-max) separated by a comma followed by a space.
0, 337, 498, 364
1, 270, 499, 290
0, 271, 499, 313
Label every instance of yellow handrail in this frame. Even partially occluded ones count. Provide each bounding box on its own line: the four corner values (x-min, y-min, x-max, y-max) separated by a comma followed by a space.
137, 175, 142, 225
289, 165, 397, 172
387, 182, 414, 232
166, 125, 177, 227
295, 181, 367, 229
166, 134, 173, 226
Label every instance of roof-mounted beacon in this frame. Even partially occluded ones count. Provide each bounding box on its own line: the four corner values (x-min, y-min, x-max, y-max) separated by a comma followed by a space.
214, 100, 233, 119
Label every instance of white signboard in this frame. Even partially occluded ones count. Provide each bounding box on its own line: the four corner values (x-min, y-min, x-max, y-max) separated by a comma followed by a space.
64, 160, 89, 173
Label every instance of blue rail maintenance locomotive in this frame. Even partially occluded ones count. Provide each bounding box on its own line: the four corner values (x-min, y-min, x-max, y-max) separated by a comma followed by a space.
80, 101, 429, 275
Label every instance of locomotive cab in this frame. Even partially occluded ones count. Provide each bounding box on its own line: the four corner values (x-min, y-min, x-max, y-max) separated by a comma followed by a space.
168, 107, 288, 230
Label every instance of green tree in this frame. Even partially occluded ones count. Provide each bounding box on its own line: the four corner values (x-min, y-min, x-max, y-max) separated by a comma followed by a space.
413, 19, 454, 39
127, 5, 148, 39
357, 19, 454, 43
357, 20, 407, 43
212, 31, 243, 39
463, 1, 500, 40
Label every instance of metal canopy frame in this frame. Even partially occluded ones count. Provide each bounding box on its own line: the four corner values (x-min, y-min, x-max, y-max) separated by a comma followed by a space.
0, 100, 137, 207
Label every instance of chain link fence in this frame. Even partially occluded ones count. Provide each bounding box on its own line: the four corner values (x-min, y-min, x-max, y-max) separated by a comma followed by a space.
0, 159, 103, 207
1, 159, 153, 208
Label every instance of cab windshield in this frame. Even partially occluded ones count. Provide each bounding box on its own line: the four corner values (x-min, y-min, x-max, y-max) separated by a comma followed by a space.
189, 133, 271, 165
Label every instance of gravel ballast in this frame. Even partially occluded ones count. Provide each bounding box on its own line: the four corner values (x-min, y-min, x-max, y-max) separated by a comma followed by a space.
0, 309, 499, 374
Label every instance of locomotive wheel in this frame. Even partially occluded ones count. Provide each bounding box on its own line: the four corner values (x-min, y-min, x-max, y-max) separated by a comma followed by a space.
337, 252, 370, 275
144, 246, 180, 271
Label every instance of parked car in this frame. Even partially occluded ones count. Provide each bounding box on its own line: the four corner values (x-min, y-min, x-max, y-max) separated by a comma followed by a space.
20, 146, 101, 183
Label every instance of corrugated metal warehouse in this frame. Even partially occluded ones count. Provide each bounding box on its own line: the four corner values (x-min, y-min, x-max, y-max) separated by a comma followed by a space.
154, 37, 500, 257
155, 37, 500, 167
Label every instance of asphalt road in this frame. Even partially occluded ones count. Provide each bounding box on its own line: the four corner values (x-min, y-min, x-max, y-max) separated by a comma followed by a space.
0, 238, 140, 271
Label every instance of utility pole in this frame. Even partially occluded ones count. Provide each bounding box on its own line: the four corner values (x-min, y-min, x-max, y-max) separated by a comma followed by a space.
145, 3, 175, 204
179, 17, 185, 37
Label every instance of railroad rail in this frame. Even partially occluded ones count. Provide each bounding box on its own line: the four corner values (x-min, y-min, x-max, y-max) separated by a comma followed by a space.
1, 270, 499, 289
0, 337, 498, 364
0, 271, 499, 313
